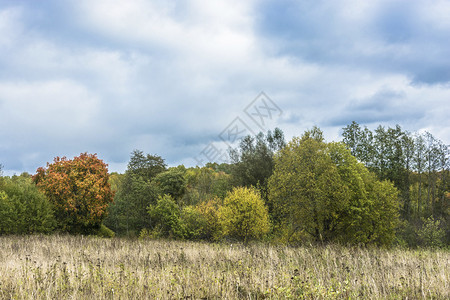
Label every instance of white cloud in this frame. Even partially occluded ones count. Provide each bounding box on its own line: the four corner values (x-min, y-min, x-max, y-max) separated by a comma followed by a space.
0, 6, 23, 48
0, 80, 100, 138
0, 0, 449, 175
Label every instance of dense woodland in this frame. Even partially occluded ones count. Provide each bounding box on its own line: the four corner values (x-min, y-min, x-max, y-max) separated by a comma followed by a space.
0, 122, 448, 247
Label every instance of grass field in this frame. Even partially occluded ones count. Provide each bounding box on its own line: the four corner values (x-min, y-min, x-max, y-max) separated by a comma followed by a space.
0, 235, 448, 299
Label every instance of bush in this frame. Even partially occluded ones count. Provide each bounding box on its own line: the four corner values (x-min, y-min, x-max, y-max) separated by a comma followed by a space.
139, 228, 162, 239
147, 194, 185, 239
0, 176, 56, 234
180, 206, 204, 240
193, 198, 222, 241
418, 217, 446, 248
218, 187, 270, 243
395, 220, 419, 248
95, 224, 115, 238
0, 191, 14, 233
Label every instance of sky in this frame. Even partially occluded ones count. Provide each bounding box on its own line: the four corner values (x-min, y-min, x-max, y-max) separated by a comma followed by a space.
0, 0, 449, 175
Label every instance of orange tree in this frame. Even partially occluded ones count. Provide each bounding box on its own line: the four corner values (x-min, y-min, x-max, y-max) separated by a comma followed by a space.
33, 153, 114, 234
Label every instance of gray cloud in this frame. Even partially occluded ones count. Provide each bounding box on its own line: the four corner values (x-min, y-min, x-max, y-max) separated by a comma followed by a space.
257, 0, 450, 85
327, 89, 425, 126
0, 0, 449, 175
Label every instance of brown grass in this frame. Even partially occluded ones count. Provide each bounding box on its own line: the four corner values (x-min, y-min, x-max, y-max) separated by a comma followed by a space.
0, 235, 448, 299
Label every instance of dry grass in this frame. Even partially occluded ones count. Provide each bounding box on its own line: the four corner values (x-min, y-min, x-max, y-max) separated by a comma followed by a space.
0, 235, 448, 299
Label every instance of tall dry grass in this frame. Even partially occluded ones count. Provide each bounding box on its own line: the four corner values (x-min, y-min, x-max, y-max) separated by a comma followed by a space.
0, 235, 448, 299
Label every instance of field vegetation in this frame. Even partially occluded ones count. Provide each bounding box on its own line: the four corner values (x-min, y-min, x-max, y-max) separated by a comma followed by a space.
0, 235, 448, 299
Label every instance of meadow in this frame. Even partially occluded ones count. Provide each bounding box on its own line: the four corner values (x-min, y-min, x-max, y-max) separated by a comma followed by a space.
0, 235, 448, 299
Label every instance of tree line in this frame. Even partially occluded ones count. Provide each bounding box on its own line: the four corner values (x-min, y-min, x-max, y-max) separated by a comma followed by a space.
0, 124, 448, 247
342, 122, 449, 247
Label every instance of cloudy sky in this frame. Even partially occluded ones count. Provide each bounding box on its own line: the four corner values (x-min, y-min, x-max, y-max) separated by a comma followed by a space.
1, 0, 449, 175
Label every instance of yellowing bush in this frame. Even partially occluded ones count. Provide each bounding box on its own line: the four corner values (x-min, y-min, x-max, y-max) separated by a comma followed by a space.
218, 187, 270, 243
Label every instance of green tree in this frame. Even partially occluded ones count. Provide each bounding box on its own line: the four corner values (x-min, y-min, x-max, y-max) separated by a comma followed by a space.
104, 151, 166, 235
269, 128, 400, 245
108, 172, 124, 193
414, 133, 427, 217
435, 142, 449, 221
342, 122, 450, 245
180, 205, 204, 240
269, 132, 347, 243
105, 173, 159, 235
342, 121, 375, 167
127, 150, 166, 180
217, 187, 270, 243
357, 172, 399, 245
153, 166, 187, 201
183, 167, 232, 205
229, 128, 285, 189
0, 176, 55, 234
0, 191, 13, 233
229, 128, 285, 219
401, 132, 415, 220
147, 194, 184, 238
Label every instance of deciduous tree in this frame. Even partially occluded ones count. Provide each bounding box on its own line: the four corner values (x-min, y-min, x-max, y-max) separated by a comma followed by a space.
104, 151, 166, 235
33, 153, 114, 234
269, 128, 400, 245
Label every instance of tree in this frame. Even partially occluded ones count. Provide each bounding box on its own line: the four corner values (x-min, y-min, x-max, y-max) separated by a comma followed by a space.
183, 166, 232, 205
217, 187, 270, 243
269, 132, 348, 243
401, 132, 415, 219
104, 151, 166, 235
435, 141, 449, 220
127, 150, 166, 180
417, 217, 446, 248
342, 122, 450, 240
269, 128, 400, 245
342, 121, 375, 167
33, 153, 114, 234
0, 191, 11, 233
229, 128, 285, 189
153, 166, 187, 201
0, 175, 56, 234
424, 132, 440, 216
105, 173, 159, 235
229, 128, 285, 219
413, 133, 427, 217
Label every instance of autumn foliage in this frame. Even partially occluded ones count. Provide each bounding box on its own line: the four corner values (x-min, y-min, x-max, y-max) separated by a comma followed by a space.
33, 153, 114, 233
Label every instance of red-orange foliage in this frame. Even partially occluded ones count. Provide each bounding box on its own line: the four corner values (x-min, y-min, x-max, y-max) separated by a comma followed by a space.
33, 153, 114, 233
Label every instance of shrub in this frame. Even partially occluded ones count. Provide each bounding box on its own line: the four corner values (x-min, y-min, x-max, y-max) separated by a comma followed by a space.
95, 224, 115, 238
0, 176, 56, 234
180, 206, 204, 240
418, 217, 446, 248
194, 198, 222, 241
0, 191, 13, 233
147, 194, 185, 239
218, 187, 270, 243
